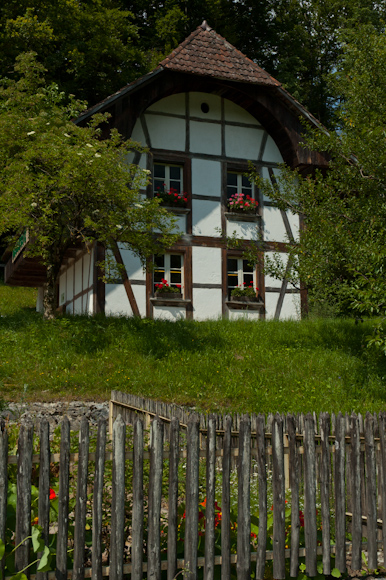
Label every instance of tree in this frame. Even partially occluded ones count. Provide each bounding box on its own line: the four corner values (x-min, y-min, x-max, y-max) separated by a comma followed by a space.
0, 0, 145, 106
0, 53, 179, 319
253, 25, 386, 339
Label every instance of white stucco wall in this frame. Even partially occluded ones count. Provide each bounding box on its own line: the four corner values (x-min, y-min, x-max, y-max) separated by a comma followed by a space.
192, 247, 222, 284
193, 288, 222, 320
153, 305, 186, 320
226, 220, 259, 241
225, 125, 264, 159
191, 159, 221, 197
228, 309, 261, 321
192, 200, 221, 237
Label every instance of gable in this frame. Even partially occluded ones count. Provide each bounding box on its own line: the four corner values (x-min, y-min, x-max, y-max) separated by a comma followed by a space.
131, 92, 284, 165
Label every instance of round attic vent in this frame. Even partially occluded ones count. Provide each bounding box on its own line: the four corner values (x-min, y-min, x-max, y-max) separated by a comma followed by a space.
201, 102, 209, 114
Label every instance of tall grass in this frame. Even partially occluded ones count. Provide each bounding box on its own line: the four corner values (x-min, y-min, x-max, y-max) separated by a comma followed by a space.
1, 281, 386, 414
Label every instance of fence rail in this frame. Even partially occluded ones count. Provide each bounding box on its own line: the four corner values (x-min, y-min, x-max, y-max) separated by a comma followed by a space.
1, 409, 386, 580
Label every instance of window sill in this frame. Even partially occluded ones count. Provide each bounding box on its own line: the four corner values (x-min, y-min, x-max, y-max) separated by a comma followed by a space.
225, 299, 264, 311
161, 206, 190, 215
151, 297, 192, 307
225, 212, 260, 222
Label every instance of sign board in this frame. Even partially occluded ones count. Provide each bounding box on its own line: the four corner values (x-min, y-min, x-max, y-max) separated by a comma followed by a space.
12, 229, 29, 262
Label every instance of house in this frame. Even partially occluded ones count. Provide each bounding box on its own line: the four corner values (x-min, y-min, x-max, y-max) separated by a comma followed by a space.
4, 21, 328, 321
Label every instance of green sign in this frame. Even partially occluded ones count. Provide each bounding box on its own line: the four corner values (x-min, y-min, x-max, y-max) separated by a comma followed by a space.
12, 229, 29, 262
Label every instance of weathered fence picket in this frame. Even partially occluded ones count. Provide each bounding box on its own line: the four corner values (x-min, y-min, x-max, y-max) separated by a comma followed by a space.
350, 413, 362, 571
221, 415, 232, 580
0, 420, 7, 580
255, 414, 267, 580
56, 416, 70, 580
204, 415, 216, 580
380, 412, 386, 559
148, 417, 164, 580
131, 417, 144, 580
272, 414, 285, 580
37, 419, 50, 580
92, 418, 107, 580
110, 416, 126, 580
237, 415, 251, 580
365, 412, 377, 570
287, 414, 299, 578
73, 417, 90, 580
334, 412, 346, 574
185, 415, 200, 580
304, 413, 317, 577
15, 421, 33, 576
319, 413, 331, 576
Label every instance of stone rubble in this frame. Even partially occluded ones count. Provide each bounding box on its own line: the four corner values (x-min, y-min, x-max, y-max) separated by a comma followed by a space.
0, 401, 109, 432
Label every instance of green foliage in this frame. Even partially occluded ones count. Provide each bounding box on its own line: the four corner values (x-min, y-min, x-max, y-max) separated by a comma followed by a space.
0, 53, 179, 318
0, 1, 144, 106
252, 26, 386, 347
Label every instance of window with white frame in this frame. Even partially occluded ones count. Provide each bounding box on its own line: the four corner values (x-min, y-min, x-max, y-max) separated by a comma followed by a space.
154, 254, 183, 293
153, 163, 183, 195
226, 172, 253, 201
227, 257, 255, 298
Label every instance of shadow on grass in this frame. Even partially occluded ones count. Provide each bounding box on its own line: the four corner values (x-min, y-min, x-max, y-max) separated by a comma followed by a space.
0, 313, 222, 359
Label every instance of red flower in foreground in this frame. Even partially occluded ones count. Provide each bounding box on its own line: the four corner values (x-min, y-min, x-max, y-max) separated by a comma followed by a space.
49, 488, 56, 500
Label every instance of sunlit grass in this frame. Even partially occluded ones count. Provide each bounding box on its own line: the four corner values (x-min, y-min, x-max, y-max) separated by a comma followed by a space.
1, 281, 386, 414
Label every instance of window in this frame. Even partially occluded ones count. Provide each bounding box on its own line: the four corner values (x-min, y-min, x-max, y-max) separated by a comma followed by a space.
154, 254, 183, 293
226, 172, 253, 201
153, 163, 183, 195
227, 257, 255, 299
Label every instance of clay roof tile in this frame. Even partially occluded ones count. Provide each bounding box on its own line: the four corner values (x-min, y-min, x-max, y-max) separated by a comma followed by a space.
158, 21, 280, 87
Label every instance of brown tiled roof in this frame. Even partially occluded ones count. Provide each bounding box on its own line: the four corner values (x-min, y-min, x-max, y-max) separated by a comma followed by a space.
158, 21, 280, 87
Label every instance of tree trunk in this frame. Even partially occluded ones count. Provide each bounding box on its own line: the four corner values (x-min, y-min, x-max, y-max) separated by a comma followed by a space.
42, 266, 58, 320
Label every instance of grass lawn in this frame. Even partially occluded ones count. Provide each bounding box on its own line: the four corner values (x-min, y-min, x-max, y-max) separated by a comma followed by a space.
1, 281, 386, 415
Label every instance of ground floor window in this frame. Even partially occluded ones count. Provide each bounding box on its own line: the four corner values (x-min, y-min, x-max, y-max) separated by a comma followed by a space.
154, 254, 183, 293
227, 257, 255, 298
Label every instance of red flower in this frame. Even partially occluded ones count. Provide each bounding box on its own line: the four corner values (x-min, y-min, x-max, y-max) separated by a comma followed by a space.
299, 510, 304, 527
49, 488, 56, 500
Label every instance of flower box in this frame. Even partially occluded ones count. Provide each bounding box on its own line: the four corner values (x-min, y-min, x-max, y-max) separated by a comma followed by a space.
230, 295, 259, 303
228, 208, 258, 215
155, 291, 182, 299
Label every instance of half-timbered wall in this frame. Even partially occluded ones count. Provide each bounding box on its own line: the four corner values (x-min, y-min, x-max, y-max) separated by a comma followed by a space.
56, 247, 95, 315
103, 91, 301, 320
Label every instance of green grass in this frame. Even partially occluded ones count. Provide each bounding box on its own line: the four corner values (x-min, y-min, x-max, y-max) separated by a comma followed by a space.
1, 281, 386, 415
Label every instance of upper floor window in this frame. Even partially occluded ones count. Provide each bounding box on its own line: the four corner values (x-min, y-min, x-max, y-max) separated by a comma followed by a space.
154, 253, 183, 293
154, 163, 182, 194
226, 172, 253, 201
227, 257, 255, 299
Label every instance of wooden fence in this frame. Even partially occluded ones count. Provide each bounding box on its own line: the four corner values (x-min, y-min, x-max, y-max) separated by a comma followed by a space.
1, 411, 386, 580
